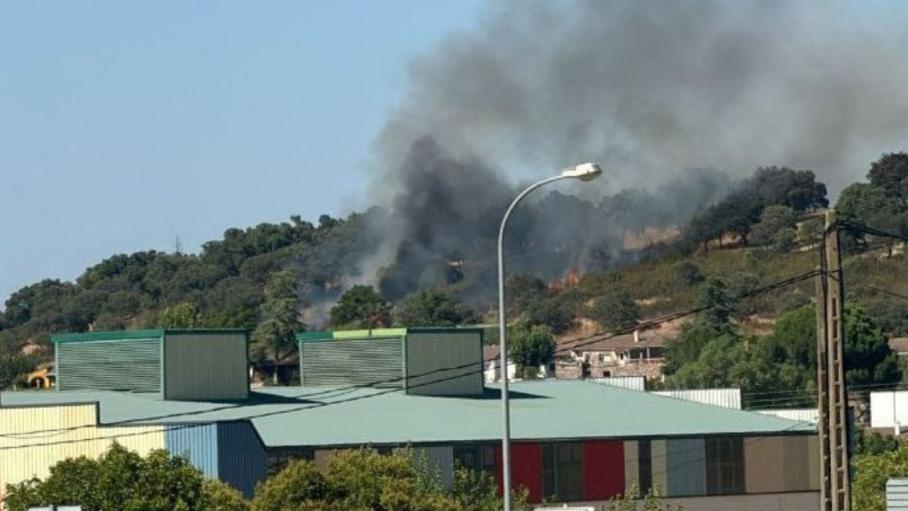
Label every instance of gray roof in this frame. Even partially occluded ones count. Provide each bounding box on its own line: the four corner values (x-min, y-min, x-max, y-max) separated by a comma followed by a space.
0, 380, 814, 448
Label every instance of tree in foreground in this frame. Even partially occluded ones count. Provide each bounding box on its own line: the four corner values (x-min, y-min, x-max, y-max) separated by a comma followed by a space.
4, 443, 247, 511
253, 270, 305, 385
508, 324, 556, 378
394, 288, 477, 327
252, 449, 529, 511
608, 483, 681, 511
329, 285, 392, 329
853, 440, 908, 511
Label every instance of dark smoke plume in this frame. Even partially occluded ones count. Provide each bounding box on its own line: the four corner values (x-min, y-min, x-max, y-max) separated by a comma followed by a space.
364, 0, 908, 302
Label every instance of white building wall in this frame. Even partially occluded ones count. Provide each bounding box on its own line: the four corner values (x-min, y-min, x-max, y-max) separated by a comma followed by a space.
756, 408, 819, 424
870, 390, 908, 430
591, 376, 646, 391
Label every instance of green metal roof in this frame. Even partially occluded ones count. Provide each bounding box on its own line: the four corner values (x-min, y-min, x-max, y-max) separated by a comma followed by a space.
0, 381, 815, 448
296, 327, 483, 343
52, 329, 249, 343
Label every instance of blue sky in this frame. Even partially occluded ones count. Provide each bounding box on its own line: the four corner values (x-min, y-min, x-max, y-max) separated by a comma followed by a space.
0, 1, 485, 304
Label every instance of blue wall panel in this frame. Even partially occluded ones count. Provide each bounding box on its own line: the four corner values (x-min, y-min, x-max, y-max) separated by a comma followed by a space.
666, 438, 706, 497
165, 424, 219, 479
217, 421, 268, 498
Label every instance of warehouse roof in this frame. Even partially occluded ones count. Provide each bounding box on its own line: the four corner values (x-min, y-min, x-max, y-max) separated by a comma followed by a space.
0, 381, 813, 447
297, 327, 483, 343
51, 329, 249, 343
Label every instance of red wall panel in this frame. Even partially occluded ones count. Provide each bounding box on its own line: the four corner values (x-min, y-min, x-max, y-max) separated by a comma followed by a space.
493, 443, 543, 503
584, 440, 625, 501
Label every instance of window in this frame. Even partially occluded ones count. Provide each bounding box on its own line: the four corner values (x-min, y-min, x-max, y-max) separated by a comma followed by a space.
542, 443, 584, 502
649, 347, 664, 359
602, 370, 611, 377
706, 437, 744, 495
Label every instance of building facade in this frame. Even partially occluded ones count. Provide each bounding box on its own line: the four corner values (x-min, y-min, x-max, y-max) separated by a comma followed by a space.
0, 328, 820, 510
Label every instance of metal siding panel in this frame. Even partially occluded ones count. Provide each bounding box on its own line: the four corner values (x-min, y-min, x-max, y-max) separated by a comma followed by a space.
511, 442, 543, 503
623, 440, 639, 495
164, 333, 249, 400
414, 446, 455, 489
57, 338, 162, 393
781, 435, 811, 491
165, 424, 218, 478
745, 436, 785, 493
665, 438, 706, 497
583, 440, 625, 501
405, 332, 483, 396
301, 339, 403, 387
0, 404, 165, 500
755, 408, 819, 423
592, 376, 646, 391
217, 422, 268, 498
808, 434, 821, 491
652, 389, 742, 409
650, 440, 667, 496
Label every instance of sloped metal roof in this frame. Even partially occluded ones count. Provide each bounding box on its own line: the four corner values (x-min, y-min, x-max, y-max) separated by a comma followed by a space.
0, 380, 814, 448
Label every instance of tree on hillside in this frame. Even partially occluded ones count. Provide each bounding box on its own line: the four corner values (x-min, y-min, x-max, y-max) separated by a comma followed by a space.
504, 274, 547, 314
868, 152, 908, 205
253, 270, 305, 385
251, 449, 529, 511
3, 443, 247, 511
157, 301, 201, 328
509, 324, 556, 378
844, 303, 902, 387
394, 289, 477, 327
750, 205, 797, 251
330, 285, 392, 329
524, 294, 577, 334
837, 182, 906, 255
588, 288, 640, 332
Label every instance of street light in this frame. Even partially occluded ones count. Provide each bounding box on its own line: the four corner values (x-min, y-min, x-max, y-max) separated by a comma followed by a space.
497, 162, 602, 510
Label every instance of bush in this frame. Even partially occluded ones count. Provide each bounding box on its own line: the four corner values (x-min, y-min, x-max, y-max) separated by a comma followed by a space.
672, 261, 704, 286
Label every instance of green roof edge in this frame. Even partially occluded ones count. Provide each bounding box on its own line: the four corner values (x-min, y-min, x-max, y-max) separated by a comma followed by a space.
52, 328, 249, 343
296, 326, 484, 343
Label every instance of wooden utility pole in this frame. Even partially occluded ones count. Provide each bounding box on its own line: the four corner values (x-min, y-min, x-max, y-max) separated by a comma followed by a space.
816, 210, 851, 511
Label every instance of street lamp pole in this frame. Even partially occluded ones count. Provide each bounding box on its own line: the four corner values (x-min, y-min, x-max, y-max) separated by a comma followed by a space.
497, 163, 602, 511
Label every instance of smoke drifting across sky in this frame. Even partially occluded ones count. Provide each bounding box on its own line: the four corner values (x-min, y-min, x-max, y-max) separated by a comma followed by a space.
362, 0, 908, 301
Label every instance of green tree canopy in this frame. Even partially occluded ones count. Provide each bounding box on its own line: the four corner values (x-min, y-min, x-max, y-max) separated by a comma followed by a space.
508, 324, 556, 377
329, 285, 392, 329
4, 443, 246, 511
253, 270, 305, 385
588, 288, 640, 332
157, 301, 202, 328
867, 152, 908, 205
750, 205, 797, 251
853, 441, 908, 511
394, 289, 477, 327
252, 449, 528, 511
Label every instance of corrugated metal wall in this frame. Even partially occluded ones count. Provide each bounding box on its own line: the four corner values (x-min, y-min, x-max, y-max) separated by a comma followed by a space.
217, 421, 268, 498
623, 440, 639, 495
888, 478, 908, 510
650, 440, 668, 495
300, 339, 403, 387
405, 331, 483, 396
652, 389, 742, 409
583, 440, 625, 501
164, 332, 248, 400
592, 376, 646, 391
755, 408, 819, 423
165, 423, 218, 478
665, 438, 706, 497
413, 446, 455, 489
511, 443, 543, 503
0, 403, 165, 499
57, 337, 162, 392
744, 435, 816, 493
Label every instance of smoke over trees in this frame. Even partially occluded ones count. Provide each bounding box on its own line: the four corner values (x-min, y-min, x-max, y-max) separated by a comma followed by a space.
362, 0, 908, 302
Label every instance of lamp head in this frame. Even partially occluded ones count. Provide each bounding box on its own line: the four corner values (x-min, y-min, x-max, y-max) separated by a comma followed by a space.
561, 162, 603, 182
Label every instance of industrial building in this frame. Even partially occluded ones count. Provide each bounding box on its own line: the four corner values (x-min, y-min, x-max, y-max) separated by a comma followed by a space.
0, 328, 820, 509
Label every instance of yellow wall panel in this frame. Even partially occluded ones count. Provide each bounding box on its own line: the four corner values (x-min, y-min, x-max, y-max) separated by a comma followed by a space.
0, 403, 165, 501
651, 439, 667, 495
623, 440, 639, 494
